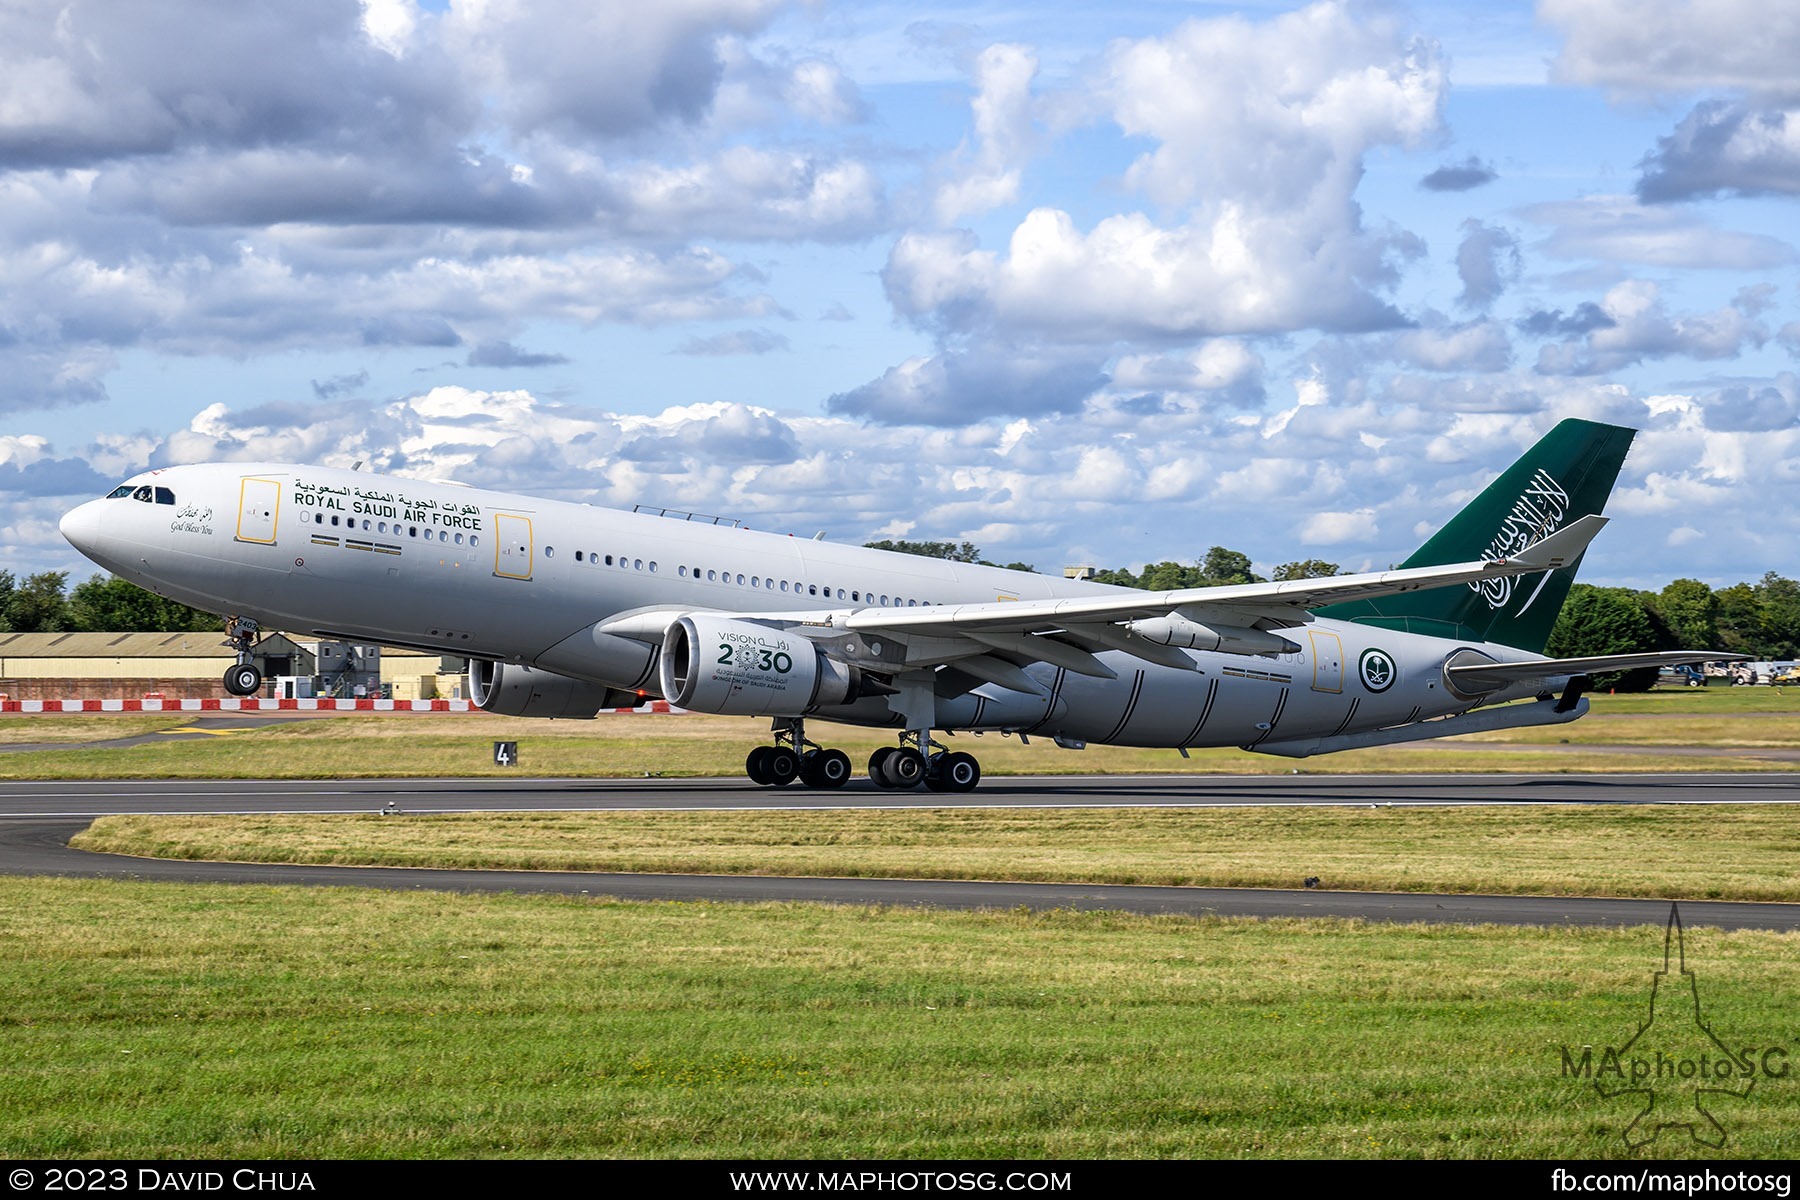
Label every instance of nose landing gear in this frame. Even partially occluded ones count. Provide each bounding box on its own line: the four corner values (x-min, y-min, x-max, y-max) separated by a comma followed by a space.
221, 616, 264, 697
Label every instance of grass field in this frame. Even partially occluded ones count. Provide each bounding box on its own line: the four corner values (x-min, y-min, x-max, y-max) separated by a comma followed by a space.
0, 685, 1795, 779
7, 686, 1798, 1159
72, 804, 1800, 902
2, 876, 1795, 1159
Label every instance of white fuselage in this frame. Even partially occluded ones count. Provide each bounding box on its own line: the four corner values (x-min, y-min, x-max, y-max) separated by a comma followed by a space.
60, 462, 1553, 749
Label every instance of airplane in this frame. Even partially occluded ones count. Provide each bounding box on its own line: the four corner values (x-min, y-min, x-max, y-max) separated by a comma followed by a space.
57, 418, 1738, 791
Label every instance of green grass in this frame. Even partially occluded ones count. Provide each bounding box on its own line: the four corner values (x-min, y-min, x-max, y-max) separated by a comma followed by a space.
0, 697, 1794, 779
0, 714, 192, 744
2, 877, 1794, 1159
72, 804, 1800, 902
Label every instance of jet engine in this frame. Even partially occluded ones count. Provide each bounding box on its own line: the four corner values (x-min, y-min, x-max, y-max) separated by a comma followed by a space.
470, 660, 639, 718
660, 615, 869, 716
1126, 613, 1299, 656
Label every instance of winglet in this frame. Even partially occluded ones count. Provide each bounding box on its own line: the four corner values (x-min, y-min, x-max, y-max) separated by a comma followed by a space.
1493, 513, 1607, 573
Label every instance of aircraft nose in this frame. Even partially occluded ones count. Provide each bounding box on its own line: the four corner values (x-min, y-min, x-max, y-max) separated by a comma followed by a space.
59, 499, 106, 557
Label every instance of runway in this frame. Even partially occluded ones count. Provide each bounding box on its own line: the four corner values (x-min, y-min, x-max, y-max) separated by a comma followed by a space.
4, 773, 1799, 931
4, 770, 1798, 816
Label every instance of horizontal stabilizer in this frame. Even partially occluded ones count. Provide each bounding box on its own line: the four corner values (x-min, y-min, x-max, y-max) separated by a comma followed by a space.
1446, 649, 1750, 690
1498, 513, 1606, 571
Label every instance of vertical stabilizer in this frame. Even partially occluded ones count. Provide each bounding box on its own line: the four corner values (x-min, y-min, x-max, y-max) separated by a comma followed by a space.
1317, 419, 1635, 652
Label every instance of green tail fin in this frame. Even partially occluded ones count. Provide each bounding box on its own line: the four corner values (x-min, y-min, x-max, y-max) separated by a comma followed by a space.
1316, 419, 1635, 652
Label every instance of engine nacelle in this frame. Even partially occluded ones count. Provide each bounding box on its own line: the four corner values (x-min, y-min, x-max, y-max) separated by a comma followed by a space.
661, 616, 866, 716
469, 660, 638, 718
1126, 614, 1299, 657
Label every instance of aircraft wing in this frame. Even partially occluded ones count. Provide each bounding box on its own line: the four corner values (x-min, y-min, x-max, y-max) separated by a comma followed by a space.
1445, 649, 1751, 690
810, 514, 1610, 687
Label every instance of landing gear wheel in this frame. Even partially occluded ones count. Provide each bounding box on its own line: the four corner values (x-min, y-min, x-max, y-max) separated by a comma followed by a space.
878, 748, 926, 790
746, 746, 773, 785
799, 748, 852, 789
763, 746, 800, 787
938, 751, 981, 793
224, 663, 263, 696
868, 746, 899, 789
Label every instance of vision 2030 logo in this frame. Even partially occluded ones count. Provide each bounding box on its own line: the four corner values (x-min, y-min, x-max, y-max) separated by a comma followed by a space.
1559, 903, 1789, 1150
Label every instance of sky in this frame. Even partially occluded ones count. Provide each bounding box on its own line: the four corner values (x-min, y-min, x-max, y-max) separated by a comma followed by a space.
4, 0, 1798, 591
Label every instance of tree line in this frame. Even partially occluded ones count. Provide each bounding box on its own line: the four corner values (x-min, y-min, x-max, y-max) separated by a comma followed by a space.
0, 571, 216, 634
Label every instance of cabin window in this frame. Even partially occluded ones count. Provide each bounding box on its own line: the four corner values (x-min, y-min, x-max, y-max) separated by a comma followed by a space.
880, 595, 889, 605
649, 562, 657, 573
408, 527, 417, 538
634, 558, 642, 570
780, 581, 789, 592
677, 565, 686, 577
751, 577, 760, 588
470, 535, 479, 547
331, 515, 340, 526
545, 546, 555, 558
605, 555, 613, 566
736, 574, 744, 585
707, 569, 716, 581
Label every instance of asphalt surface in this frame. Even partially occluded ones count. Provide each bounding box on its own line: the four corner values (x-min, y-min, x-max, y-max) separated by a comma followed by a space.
3, 772, 1799, 930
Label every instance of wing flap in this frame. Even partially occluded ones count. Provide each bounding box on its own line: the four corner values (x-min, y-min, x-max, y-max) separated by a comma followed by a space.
843, 515, 1609, 638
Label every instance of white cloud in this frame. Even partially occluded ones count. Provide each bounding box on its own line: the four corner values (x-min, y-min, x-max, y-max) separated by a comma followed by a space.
612, 147, 886, 241
826, 346, 1107, 425
1533, 280, 1768, 376
933, 43, 1039, 224
1519, 195, 1794, 269
1454, 220, 1520, 311
360, 0, 419, 57
444, 0, 781, 139
1638, 101, 1800, 202
1542, 0, 1800, 98
1112, 339, 1265, 405
1389, 319, 1513, 373
1298, 508, 1378, 545
884, 1, 1443, 343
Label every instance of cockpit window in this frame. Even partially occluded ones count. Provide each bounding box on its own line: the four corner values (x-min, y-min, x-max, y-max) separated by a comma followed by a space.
154, 487, 175, 505
106, 485, 134, 499
132, 486, 153, 503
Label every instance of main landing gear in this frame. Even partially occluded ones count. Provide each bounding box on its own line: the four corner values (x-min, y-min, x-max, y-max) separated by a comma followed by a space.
741, 720, 984, 792
221, 616, 264, 697
745, 718, 852, 790
869, 730, 981, 793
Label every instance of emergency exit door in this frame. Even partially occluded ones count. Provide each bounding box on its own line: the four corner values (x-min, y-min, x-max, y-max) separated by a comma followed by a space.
236, 477, 281, 544
494, 514, 533, 579
1309, 629, 1344, 693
